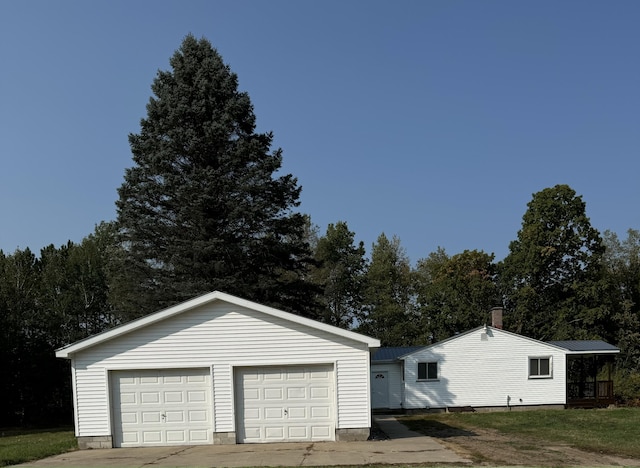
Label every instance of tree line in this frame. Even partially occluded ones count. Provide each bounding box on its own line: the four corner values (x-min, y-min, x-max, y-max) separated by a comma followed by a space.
1, 35, 639, 426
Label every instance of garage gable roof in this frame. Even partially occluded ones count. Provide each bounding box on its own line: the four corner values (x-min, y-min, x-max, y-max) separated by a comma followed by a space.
56, 291, 380, 358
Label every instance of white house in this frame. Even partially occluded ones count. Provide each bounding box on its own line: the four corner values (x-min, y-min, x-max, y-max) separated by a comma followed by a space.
56, 291, 380, 449
371, 323, 619, 411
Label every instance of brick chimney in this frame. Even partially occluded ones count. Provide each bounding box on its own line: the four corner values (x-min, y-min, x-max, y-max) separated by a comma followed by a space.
491, 307, 503, 329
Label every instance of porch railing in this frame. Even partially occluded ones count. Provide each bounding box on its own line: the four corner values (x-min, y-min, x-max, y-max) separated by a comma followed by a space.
567, 380, 614, 407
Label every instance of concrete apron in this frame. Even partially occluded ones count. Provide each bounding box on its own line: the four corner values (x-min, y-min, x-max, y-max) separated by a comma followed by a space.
17, 417, 469, 467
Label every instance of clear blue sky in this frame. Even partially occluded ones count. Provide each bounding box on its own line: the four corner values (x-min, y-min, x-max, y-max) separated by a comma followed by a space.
1, 1, 638, 264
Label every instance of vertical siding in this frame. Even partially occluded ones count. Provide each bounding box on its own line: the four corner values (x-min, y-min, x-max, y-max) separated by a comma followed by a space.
72, 303, 371, 437
403, 328, 566, 409
371, 363, 404, 409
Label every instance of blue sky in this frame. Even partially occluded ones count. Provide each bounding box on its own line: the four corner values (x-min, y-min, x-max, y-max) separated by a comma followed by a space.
1, 1, 638, 264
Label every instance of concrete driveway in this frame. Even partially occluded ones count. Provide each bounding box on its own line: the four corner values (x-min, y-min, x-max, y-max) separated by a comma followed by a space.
15, 416, 469, 467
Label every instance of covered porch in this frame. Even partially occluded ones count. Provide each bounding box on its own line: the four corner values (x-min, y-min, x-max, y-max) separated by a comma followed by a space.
548, 340, 620, 409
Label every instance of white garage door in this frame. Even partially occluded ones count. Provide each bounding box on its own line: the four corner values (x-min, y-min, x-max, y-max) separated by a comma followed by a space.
111, 369, 212, 447
235, 365, 335, 443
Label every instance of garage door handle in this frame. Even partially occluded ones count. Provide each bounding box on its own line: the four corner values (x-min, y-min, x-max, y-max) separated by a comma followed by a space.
284, 409, 288, 416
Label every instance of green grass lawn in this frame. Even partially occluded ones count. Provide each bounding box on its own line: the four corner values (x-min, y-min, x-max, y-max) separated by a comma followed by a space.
401, 407, 640, 459
0, 428, 77, 467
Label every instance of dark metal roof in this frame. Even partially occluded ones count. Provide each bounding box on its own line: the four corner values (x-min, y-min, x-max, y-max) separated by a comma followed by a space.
547, 340, 619, 352
372, 346, 424, 362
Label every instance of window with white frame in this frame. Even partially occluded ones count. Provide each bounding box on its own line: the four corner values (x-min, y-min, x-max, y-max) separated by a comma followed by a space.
417, 361, 438, 380
529, 356, 552, 378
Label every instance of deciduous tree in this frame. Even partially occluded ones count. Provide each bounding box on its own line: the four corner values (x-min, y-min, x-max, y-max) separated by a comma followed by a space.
603, 229, 640, 371
415, 248, 499, 343
499, 185, 606, 340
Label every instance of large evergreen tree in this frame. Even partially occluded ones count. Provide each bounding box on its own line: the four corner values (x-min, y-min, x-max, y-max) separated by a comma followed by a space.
312, 221, 366, 328
115, 35, 313, 317
499, 184, 606, 340
358, 233, 416, 346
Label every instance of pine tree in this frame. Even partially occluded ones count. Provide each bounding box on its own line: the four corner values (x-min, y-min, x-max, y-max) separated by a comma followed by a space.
115, 35, 313, 317
312, 221, 366, 328
358, 233, 416, 346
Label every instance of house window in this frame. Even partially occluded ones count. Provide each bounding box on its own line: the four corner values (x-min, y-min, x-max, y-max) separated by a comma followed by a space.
529, 357, 552, 378
418, 362, 438, 380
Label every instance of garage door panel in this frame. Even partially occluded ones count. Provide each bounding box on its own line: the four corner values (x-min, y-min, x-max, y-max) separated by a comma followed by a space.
120, 392, 136, 404
189, 429, 209, 442
287, 387, 306, 399
140, 392, 160, 404
287, 370, 305, 380
288, 426, 307, 439
264, 407, 283, 419
236, 365, 335, 443
264, 371, 284, 381
310, 386, 329, 399
111, 369, 212, 447
244, 426, 261, 439
312, 426, 331, 438
188, 374, 206, 383
187, 390, 207, 402
143, 431, 162, 443
244, 407, 260, 420
264, 388, 283, 400
122, 432, 138, 444
140, 375, 160, 384
166, 430, 186, 443
121, 412, 138, 424
164, 391, 183, 403
165, 411, 184, 423
265, 426, 284, 439
189, 410, 208, 422
244, 388, 260, 400
288, 407, 306, 419
311, 406, 330, 419
310, 369, 329, 379
141, 411, 161, 423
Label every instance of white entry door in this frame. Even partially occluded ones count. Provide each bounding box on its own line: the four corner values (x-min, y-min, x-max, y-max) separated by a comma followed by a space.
235, 365, 335, 443
111, 368, 212, 447
371, 371, 390, 408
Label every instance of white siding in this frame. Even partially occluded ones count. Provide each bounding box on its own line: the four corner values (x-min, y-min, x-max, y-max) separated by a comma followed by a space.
336, 358, 370, 427
370, 363, 404, 409
403, 327, 567, 409
71, 302, 370, 438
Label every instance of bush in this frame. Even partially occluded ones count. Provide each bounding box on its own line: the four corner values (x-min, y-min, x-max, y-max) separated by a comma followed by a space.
614, 370, 640, 406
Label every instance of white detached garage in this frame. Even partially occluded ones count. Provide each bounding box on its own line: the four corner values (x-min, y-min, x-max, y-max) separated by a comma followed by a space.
56, 291, 379, 449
